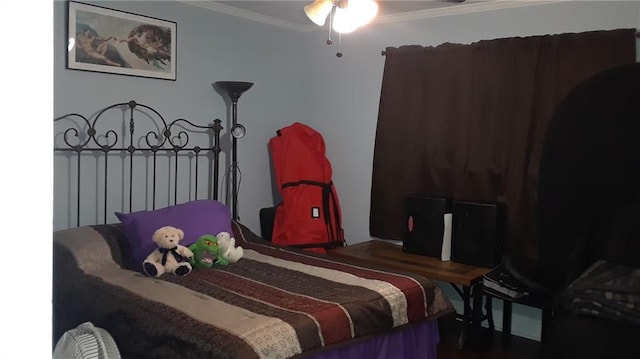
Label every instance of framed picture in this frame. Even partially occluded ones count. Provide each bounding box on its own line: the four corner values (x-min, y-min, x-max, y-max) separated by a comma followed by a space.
67, 1, 177, 80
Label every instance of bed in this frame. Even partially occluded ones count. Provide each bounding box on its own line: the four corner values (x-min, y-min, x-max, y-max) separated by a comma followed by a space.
53, 101, 455, 359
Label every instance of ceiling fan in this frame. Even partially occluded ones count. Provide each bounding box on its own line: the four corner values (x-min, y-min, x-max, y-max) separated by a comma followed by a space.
304, 0, 378, 34
303, 0, 466, 57
303, 0, 467, 34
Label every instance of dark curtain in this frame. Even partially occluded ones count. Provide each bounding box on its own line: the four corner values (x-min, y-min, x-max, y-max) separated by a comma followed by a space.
370, 29, 636, 262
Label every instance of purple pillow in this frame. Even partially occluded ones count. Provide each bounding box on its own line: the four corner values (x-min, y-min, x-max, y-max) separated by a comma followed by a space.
115, 200, 233, 272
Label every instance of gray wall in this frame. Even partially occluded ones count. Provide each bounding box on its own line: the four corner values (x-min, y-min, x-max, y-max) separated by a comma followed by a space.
53, 0, 309, 231
53, 0, 640, 342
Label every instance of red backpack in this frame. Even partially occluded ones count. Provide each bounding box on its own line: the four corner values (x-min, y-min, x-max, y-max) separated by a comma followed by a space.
268, 122, 345, 253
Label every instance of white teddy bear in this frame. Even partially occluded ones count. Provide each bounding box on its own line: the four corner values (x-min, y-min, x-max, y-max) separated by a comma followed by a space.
216, 231, 244, 263
143, 226, 194, 277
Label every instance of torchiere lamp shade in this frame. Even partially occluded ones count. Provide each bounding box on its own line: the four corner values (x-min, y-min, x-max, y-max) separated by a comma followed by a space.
214, 81, 254, 102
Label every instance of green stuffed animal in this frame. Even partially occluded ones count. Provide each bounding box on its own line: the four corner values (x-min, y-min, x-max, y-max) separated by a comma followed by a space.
188, 234, 228, 269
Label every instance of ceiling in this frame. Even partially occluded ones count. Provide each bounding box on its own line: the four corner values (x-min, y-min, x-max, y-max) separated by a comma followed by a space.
182, 0, 558, 32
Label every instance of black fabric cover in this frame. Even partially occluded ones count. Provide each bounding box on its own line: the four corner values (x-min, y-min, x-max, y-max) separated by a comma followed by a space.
598, 203, 640, 267
534, 63, 640, 359
532, 62, 640, 292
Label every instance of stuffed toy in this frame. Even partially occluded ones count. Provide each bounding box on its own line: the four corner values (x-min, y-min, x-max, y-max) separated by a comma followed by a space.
216, 231, 244, 263
143, 226, 194, 277
188, 234, 227, 269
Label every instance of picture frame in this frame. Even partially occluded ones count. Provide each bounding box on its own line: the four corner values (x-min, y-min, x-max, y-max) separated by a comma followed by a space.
67, 1, 177, 81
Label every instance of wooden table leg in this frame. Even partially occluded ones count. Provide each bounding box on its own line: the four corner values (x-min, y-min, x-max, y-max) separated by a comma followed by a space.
502, 300, 513, 342
470, 283, 486, 348
485, 295, 495, 331
541, 306, 552, 340
451, 284, 473, 350
452, 283, 488, 350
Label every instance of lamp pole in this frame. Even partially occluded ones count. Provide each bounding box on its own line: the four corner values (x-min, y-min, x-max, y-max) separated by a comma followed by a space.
213, 81, 254, 221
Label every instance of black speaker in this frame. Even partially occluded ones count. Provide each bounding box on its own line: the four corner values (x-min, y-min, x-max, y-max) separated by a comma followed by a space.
451, 200, 506, 268
403, 195, 451, 257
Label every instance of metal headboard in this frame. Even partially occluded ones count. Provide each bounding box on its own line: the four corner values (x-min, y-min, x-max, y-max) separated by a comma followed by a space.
54, 100, 222, 227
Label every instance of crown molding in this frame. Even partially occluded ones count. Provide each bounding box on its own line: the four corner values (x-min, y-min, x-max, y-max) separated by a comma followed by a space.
180, 1, 563, 32
177, 1, 313, 32
373, 0, 563, 24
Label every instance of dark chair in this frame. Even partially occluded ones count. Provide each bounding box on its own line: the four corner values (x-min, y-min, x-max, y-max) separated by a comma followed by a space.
529, 63, 640, 359
259, 205, 277, 242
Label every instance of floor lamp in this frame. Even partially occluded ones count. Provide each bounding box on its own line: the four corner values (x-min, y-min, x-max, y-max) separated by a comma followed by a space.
214, 81, 254, 221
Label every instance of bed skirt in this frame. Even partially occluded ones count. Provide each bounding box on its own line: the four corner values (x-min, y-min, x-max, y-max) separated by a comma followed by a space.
300, 320, 439, 359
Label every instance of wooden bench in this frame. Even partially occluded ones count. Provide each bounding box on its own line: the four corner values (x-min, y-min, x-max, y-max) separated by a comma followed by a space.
328, 240, 493, 349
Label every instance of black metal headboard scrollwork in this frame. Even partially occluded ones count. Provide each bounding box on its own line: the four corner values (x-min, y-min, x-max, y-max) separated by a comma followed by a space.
54, 101, 222, 228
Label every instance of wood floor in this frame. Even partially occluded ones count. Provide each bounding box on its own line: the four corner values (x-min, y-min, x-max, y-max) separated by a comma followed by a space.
436, 315, 540, 359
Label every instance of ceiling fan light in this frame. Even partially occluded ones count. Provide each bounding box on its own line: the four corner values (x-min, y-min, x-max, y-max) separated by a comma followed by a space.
332, 0, 378, 33
304, 0, 334, 26
350, 0, 378, 27
332, 6, 359, 33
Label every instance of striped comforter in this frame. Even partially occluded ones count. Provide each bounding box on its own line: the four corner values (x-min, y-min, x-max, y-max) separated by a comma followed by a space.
53, 222, 454, 359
